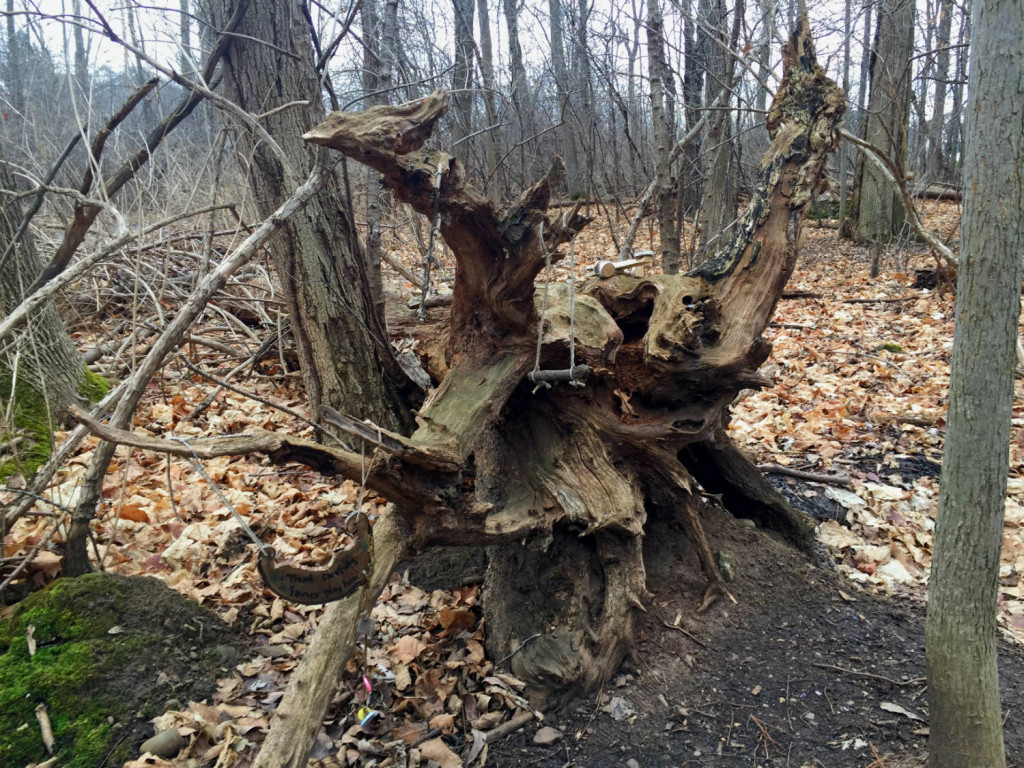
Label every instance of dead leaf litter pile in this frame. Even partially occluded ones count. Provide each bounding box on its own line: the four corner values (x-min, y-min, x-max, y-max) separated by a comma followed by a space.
4, 199, 1024, 768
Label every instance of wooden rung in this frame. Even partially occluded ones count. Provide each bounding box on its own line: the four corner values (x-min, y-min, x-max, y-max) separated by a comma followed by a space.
592, 256, 651, 279
527, 365, 592, 384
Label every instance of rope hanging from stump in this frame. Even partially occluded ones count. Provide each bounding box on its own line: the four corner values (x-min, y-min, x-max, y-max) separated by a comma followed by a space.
528, 215, 590, 393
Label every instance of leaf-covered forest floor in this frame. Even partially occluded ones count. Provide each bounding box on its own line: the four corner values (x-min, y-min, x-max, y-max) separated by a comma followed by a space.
5, 199, 1024, 767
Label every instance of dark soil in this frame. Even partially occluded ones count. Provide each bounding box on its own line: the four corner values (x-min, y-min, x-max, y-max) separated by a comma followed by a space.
485, 500, 1024, 768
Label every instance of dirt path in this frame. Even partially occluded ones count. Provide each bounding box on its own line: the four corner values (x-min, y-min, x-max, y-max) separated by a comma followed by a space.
486, 504, 1024, 767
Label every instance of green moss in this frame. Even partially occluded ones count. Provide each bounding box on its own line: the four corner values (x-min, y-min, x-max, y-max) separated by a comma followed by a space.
0, 573, 249, 768
806, 198, 849, 220
0, 577, 135, 767
78, 367, 110, 402
876, 342, 904, 353
0, 370, 56, 480
0, 365, 107, 481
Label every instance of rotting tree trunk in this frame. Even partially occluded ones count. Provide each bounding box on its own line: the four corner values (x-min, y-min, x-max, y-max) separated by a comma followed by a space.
311, 15, 837, 707
302, 17, 837, 707
79, 19, 842, 764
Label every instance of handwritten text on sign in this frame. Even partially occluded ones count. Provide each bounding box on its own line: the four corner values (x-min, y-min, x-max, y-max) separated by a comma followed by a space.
257, 515, 372, 604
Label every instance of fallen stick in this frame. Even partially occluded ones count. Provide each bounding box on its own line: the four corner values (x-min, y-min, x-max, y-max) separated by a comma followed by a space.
781, 291, 824, 299
484, 710, 536, 744
657, 616, 710, 649
843, 296, 917, 304
811, 662, 925, 687
756, 464, 852, 487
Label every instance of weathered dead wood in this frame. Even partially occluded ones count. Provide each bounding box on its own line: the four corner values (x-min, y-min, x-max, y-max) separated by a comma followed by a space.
915, 183, 962, 201
757, 463, 853, 487
77, 18, 842, 765
253, 507, 410, 768
305, 90, 591, 359
682, 429, 817, 553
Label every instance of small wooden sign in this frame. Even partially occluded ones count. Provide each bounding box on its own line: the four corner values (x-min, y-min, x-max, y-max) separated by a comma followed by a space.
257, 515, 373, 605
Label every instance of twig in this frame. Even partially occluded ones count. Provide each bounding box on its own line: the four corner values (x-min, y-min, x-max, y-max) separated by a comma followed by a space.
811, 662, 925, 687
496, 632, 542, 665
866, 741, 889, 768
656, 615, 709, 648
756, 464, 852, 487
483, 710, 536, 744
750, 714, 779, 747
843, 296, 917, 304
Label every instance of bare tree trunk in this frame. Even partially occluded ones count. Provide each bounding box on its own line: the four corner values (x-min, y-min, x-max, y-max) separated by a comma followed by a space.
944, 0, 969, 172
924, 0, 1022, 764
451, 0, 476, 155
549, 0, 581, 195
912, 0, 935, 176
203, 0, 415, 432
5, 0, 25, 117
698, 0, 743, 256
841, 0, 914, 243
839, 0, 852, 227
71, 0, 89, 89
178, 0, 193, 74
754, 0, 776, 116
647, 0, 680, 273
476, 0, 500, 194
572, 0, 596, 199
680, 0, 706, 214
503, 0, 533, 187
361, 0, 393, 319
928, 0, 953, 181
0, 154, 84, 451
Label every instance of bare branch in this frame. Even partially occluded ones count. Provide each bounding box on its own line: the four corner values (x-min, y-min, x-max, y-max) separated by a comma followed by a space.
840, 128, 958, 267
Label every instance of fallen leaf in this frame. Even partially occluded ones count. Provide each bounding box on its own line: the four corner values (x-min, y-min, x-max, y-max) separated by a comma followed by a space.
390, 634, 427, 664
419, 736, 462, 767
439, 606, 476, 634
117, 504, 150, 523
880, 701, 926, 722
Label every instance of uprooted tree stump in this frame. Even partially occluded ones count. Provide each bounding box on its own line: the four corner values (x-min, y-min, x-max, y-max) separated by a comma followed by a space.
75, 19, 843, 768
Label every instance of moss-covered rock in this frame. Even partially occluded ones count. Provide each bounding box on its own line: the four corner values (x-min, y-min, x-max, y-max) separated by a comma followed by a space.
0, 573, 250, 767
